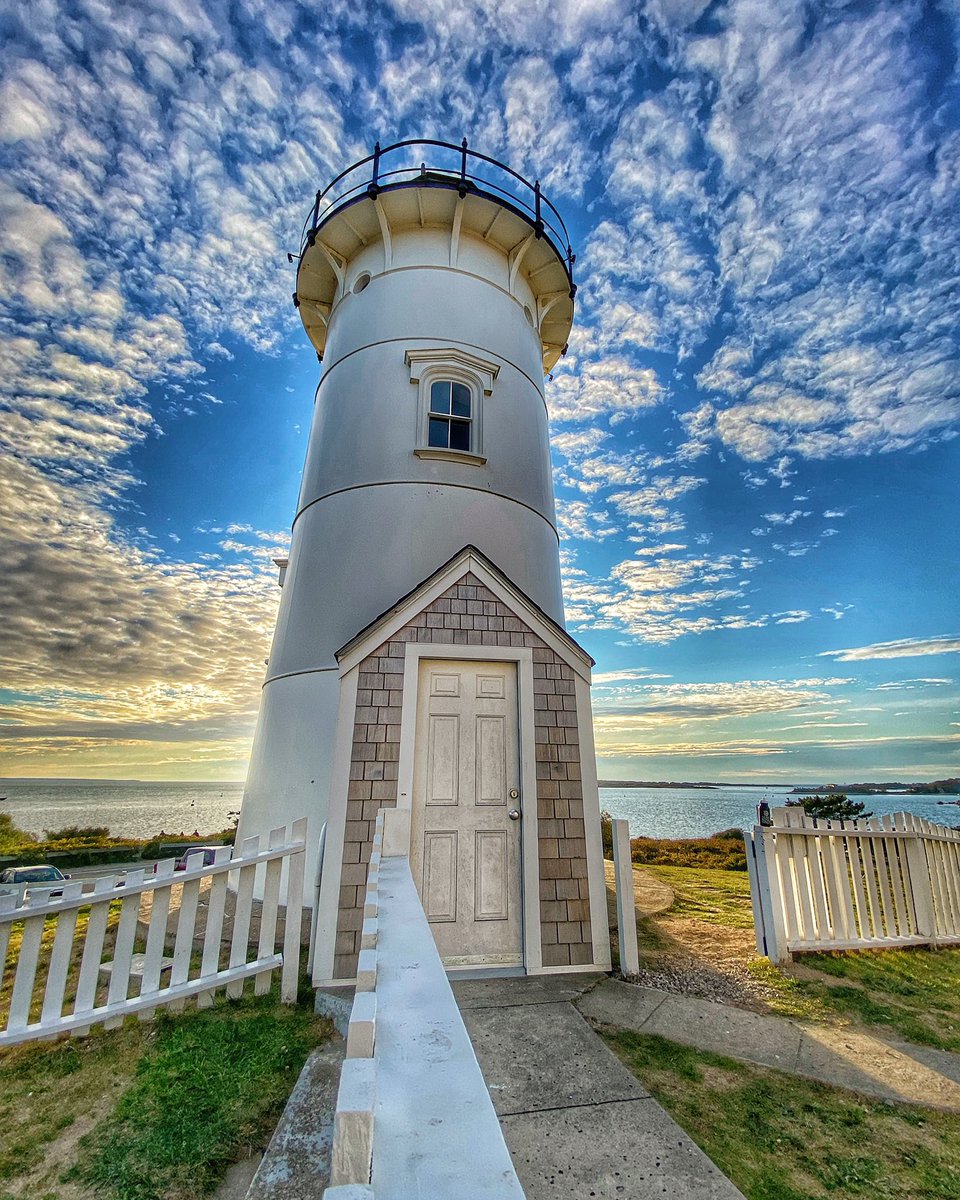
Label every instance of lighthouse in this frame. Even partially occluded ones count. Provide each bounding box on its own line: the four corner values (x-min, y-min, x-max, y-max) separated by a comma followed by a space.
238, 140, 611, 983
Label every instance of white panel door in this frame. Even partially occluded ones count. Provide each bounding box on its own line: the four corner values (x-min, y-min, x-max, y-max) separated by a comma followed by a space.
411, 660, 522, 966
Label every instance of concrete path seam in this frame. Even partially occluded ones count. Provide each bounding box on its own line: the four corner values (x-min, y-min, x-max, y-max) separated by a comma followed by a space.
634, 990, 669, 1027
496, 1095, 659, 1119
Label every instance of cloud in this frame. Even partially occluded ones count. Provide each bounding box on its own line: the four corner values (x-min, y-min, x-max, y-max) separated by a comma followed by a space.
547, 356, 662, 425
592, 676, 851, 725
673, 2, 960, 463
0, 455, 281, 771
820, 636, 960, 662
563, 543, 768, 643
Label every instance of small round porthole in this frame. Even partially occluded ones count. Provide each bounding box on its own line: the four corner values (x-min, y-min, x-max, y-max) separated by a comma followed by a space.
353, 272, 371, 295
523, 304, 535, 327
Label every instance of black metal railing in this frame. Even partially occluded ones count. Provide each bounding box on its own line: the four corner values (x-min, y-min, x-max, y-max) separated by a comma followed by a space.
298, 138, 576, 293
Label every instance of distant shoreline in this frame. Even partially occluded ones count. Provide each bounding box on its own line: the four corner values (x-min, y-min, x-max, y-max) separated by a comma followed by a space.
598, 780, 722, 790
2, 776, 956, 794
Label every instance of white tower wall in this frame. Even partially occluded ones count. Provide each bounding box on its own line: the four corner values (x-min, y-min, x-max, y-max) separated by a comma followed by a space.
239, 171, 576, 891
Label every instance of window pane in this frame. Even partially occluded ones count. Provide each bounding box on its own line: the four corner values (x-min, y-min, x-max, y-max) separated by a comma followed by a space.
451, 382, 471, 417
430, 381, 450, 415
449, 420, 470, 452
428, 417, 449, 448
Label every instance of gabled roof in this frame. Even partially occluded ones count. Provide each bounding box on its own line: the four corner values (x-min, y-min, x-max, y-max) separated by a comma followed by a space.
335, 545, 595, 679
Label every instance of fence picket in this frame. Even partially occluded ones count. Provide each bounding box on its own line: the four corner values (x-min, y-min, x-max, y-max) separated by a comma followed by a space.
943, 828, 960, 937
820, 828, 852, 942
168, 875, 201, 1014
104, 869, 145, 1030
791, 835, 816, 942
895, 815, 918, 934
857, 831, 883, 940
806, 832, 832, 941
282, 817, 309, 1002
869, 818, 897, 937
255, 828, 286, 996
72, 875, 119, 1036
843, 825, 870, 941
885, 815, 912, 936
139, 859, 176, 1020
925, 818, 956, 937
198, 847, 232, 1008
40, 881, 84, 1026
7, 912, 46, 1032
227, 836, 260, 1000
773, 832, 802, 943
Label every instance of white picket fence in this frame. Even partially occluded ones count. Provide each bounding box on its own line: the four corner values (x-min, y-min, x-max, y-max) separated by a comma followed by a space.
746, 806, 960, 962
0, 818, 307, 1047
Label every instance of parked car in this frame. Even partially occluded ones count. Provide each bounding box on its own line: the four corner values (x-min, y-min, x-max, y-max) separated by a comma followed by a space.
0, 864, 70, 899
174, 846, 222, 871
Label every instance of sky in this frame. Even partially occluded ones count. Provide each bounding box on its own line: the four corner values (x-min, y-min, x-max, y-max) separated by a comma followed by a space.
1, 0, 958, 785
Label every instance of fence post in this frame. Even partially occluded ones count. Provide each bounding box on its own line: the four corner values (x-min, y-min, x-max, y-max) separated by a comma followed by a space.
612, 819, 639, 977
744, 830, 767, 956
757, 827, 791, 962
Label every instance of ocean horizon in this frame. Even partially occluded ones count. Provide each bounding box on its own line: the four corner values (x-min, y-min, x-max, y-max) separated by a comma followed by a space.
2, 776, 957, 843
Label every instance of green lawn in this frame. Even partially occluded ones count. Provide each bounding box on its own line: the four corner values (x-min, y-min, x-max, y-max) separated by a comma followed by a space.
644, 863, 756, 929
603, 1027, 960, 1200
0, 985, 332, 1200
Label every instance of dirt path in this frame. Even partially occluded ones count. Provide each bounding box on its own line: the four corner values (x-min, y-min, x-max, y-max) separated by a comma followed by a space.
603, 858, 674, 917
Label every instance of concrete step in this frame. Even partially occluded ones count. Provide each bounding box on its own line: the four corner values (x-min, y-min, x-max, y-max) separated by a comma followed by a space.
245, 1039, 346, 1200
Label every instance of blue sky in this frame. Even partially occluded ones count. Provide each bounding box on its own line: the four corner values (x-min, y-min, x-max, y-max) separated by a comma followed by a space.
1, 0, 958, 783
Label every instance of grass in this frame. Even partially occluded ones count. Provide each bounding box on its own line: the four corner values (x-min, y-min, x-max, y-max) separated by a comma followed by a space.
602, 1027, 960, 1200
785, 948, 960, 1052
0, 983, 332, 1200
643, 863, 755, 929
610, 848, 960, 1050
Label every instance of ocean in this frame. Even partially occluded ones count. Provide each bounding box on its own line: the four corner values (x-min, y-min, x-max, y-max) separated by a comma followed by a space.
2, 778, 958, 842
0, 780, 246, 840
598, 784, 960, 839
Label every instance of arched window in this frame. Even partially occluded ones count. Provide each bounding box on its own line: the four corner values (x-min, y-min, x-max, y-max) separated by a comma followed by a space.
405, 348, 500, 466
428, 380, 472, 452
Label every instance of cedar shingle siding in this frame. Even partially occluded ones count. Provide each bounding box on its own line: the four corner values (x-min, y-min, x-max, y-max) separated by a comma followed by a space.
332, 571, 593, 980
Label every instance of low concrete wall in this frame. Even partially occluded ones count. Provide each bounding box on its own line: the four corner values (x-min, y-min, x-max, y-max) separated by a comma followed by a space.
325, 809, 525, 1198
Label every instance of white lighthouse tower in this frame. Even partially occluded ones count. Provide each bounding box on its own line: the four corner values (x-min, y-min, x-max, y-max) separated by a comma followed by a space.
239, 140, 611, 983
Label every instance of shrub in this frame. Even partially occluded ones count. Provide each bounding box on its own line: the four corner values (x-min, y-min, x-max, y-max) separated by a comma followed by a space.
629, 827, 747, 871
0, 812, 36, 853
42, 824, 111, 842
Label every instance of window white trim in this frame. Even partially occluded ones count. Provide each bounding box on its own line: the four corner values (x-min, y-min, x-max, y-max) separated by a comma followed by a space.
414, 447, 487, 466
405, 348, 500, 461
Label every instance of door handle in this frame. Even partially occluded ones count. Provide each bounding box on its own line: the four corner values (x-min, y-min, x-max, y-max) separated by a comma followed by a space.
508, 809, 521, 821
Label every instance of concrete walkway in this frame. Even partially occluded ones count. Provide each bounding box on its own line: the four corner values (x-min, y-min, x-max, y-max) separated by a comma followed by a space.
454, 975, 746, 1200
578, 976, 960, 1112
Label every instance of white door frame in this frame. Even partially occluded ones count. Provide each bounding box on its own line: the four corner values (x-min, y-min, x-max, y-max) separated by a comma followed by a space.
397, 642, 542, 973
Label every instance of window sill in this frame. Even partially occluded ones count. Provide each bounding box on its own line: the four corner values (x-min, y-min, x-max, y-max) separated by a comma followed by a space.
414, 448, 488, 467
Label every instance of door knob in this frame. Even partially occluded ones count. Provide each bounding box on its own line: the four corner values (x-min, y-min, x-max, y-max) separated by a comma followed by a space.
508, 809, 521, 821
